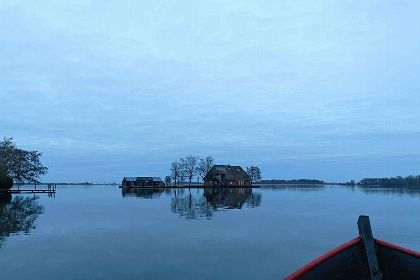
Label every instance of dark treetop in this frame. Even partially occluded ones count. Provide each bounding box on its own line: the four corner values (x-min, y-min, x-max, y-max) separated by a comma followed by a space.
0, 137, 48, 188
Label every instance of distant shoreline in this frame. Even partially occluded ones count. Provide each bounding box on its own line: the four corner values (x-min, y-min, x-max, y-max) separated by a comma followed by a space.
12, 182, 420, 189
15, 183, 118, 186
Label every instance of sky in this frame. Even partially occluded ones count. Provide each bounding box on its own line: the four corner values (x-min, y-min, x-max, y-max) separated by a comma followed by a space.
1, 0, 419, 183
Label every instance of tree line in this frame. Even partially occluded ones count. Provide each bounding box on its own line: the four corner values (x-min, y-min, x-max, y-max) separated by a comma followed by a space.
359, 175, 420, 187
166, 155, 215, 186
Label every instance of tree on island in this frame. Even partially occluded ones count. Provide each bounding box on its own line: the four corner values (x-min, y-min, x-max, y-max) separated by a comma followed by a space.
170, 155, 215, 186
165, 175, 172, 186
197, 156, 214, 183
196, 156, 215, 184
170, 162, 181, 186
179, 171, 186, 185
0, 137, 48, 189
180, 155, 199, 186
246, 166, 262, 182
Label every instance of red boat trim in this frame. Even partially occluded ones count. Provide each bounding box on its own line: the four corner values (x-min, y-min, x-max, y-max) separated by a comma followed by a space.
375, 239, 420, 259
283, 236, 362, 280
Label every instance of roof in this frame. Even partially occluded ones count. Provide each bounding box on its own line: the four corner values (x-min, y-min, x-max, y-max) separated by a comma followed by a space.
124, 177, 164, 182
203, 165, 251, 181
137, 177, 153, 181
124, 177, 137, 181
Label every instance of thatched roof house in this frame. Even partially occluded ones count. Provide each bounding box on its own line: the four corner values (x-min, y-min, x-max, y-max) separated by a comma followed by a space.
203, 165, 251, 187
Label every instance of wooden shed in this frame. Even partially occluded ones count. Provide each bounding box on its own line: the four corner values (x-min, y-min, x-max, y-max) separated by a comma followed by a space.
122, 177, 165, 187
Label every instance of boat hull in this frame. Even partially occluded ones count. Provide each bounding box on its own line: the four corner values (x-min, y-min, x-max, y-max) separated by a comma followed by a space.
376, 239, 420, 280
284, 237, 420, 280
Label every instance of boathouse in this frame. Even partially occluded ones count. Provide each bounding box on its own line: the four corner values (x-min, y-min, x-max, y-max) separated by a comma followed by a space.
122, 177, 165, 187
203, 165, 252, 187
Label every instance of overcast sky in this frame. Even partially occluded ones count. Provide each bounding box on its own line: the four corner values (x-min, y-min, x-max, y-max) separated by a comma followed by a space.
1, 0, 419, 183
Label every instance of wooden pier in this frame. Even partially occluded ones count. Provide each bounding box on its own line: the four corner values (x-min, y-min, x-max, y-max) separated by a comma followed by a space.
1, 184, 57, 194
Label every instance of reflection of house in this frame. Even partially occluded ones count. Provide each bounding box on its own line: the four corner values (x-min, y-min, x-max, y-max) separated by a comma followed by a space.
203, 165, 251, 187
122, 188, 164, 199
122, 177, 165, 187
203, 188, 252, 209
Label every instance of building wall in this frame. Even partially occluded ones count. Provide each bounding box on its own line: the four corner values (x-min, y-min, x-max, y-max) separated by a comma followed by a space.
226, 180, 252, 187
136, 179, 153, 186
122, 180, 137, 186
204, 179, 252, 187
244, 180, 252, 186
123, 178, 165, 187
204, 180, 223, 187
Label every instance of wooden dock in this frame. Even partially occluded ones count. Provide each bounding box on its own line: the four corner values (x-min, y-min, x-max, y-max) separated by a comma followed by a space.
1, 184, 57, 194
7, 189, 56, 193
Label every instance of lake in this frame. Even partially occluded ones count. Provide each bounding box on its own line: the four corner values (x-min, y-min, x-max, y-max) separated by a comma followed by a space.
1, 185, 419, 279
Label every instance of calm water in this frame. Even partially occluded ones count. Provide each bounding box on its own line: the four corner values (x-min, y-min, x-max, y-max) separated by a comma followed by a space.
1, 185, 419, 279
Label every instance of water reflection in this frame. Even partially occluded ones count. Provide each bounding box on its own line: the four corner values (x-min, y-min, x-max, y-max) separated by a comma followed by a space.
203, 188, 262, 209
121, 187, 262, 220
358, 186, 420, 197
122, 187, 164, 199
259, 184, 420, 197
171, 190, 214, 220
171, 188, 261, 220
260, 185, 326, 192
0, 194, 45, 247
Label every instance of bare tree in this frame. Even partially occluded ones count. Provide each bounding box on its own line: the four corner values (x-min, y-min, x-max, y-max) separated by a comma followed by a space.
170, 162, 181, 186
196, 156, 215, 183
180, 155, 199, 186
202, 156, 215, 174
165, 176, 172, 186
179, 170, 186, 185
196, 172, 201, 185
246, 166, 262, 182
195, 165, 204, 184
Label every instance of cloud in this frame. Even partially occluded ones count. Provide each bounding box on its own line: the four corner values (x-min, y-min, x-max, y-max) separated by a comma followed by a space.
1, 1, 420, 182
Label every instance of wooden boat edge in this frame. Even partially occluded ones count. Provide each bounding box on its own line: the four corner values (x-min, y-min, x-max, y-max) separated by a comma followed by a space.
283, 236, 362, 280
375, 238, 420, 259
283, 216, 420, 280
